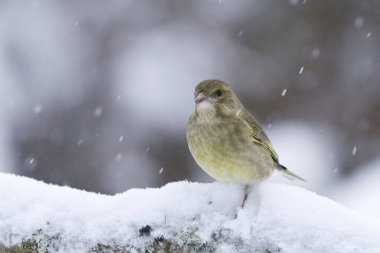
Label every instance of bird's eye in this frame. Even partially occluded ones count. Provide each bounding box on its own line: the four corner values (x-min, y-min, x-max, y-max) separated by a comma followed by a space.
214, 89, 223, 97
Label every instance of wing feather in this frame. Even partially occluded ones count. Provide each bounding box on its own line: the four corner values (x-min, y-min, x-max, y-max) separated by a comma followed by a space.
240, 110, 279, 163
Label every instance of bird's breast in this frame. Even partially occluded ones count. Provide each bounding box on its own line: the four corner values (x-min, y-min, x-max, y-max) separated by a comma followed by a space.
187, 113, 274, 184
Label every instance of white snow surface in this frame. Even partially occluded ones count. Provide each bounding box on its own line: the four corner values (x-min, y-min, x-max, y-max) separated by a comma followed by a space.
1, 173, 380, 253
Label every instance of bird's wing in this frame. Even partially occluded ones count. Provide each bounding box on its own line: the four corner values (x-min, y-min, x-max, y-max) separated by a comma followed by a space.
241, 111, 279, 163
241, 110, 306, 182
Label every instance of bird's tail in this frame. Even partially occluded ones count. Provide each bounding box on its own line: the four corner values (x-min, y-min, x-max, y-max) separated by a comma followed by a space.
277, 164, 306, 182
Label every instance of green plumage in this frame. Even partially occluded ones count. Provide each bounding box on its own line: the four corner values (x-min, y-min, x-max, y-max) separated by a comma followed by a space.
187, 79, 305, 185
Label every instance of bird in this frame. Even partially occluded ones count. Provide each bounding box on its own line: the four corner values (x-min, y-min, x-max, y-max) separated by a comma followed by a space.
186, 79, 305, 208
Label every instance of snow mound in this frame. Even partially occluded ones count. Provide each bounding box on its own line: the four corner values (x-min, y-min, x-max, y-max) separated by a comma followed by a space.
0, 173, 379, 253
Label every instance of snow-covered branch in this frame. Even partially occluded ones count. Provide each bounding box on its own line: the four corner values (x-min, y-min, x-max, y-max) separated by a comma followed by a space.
0, 173, 379, 253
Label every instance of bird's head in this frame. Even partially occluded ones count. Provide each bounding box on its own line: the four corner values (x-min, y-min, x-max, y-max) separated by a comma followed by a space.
193, 79, 242, 115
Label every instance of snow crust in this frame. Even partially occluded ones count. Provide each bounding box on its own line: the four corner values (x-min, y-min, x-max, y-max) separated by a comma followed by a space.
1, 173, 379, 252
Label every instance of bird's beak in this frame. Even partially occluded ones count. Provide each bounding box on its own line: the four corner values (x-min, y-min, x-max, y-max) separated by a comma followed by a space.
195, 92, 207, 104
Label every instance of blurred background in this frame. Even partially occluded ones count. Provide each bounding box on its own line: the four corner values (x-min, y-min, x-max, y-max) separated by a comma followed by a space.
0, 0, 379, 217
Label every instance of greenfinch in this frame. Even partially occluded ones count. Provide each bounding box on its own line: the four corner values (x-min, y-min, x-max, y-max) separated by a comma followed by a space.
187, 79, 305, 207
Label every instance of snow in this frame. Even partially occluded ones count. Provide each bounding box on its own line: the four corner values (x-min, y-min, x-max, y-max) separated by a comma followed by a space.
1, 172, 379, 252
115, 153, 123, 162
76, 139, 83, 146
354, 16, 364, 29
23, 156, 38, 171
352, 145, 357, 156
311, 47, 320, 59
33, 104, 43, 114
93, 106, 103, 117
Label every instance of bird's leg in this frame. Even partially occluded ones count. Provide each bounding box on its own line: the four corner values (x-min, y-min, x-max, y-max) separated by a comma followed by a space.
241, 184, 252, 208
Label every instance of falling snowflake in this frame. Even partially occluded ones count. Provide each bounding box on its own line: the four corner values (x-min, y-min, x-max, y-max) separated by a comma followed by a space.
311, 48, 321, 59
352, 146, 357, 156
354, 16, 364, 28
94, 107, 103, 117
77, 139, 83, 146
33, 104, 43, 114
24, 156, 38, 171
115, 153, 123, 161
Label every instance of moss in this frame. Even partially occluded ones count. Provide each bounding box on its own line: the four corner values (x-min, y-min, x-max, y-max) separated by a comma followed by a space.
0, 239, 39, 253
0, 225, 281, 253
